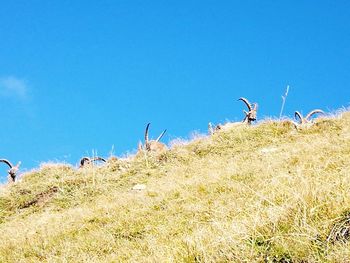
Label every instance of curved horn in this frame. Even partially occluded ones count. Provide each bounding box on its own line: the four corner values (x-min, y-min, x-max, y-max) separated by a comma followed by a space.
156, 129, 167, 142
79, 157, 91, 167
294, 111, 303, 123
305, 109, 324, 121
91, 157, 106, 163
238, 97, 252, 111
145, 123, 150, 144
0, 159, 13, 169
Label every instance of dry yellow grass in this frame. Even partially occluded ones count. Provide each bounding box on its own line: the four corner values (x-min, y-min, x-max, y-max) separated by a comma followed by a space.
1, 112, 350, 262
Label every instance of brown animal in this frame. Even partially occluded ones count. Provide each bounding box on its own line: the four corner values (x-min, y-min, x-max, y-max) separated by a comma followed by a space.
207, 97, 257, 135
238, 97, 258, 125
139, 123, 167, 153
79, 156, 106, 168
0, 159, 21, 182
294, 109, 324, 125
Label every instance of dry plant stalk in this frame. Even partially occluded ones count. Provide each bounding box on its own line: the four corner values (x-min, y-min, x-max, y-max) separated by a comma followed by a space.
279, 85, 290, 118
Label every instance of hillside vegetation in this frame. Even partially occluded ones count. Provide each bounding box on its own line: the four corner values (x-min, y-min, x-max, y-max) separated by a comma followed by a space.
1, 112, 350, 262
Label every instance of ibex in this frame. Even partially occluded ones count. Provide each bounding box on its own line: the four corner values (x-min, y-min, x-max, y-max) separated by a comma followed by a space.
138, 123, 167, 153
208, 97, 258, 135
0, 159, 21, 182
294, 109, 324, 125
79, 156, 106, 168
239, 97, 258, 124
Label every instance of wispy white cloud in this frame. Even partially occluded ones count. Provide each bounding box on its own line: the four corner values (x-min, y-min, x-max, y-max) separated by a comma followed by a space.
0, 76, 29, 100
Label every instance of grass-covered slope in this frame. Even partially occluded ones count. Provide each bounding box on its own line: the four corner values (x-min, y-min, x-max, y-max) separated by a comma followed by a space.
1, 113, 350, 262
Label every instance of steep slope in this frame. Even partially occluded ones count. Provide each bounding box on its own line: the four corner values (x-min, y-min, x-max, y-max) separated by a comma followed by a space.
1, 112, 350, 262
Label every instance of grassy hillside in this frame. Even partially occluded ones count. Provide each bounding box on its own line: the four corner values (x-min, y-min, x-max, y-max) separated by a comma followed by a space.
1, 112, 350, 262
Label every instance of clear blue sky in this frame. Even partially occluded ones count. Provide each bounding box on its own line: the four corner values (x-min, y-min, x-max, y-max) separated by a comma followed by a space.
1, 1, 350, 181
